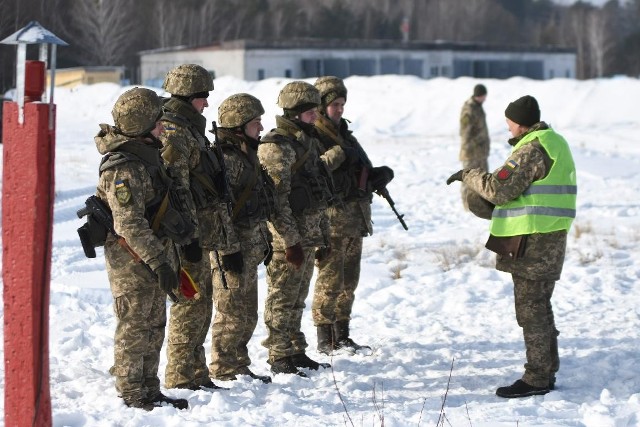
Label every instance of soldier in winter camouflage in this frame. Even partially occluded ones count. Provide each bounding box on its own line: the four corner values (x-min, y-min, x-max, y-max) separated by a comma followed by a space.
311, 76, 394, 355
208, 93, 275, 384
95, 87, 190, 410
459, 84, 490, 210
447, 95, 576, 398
159, 64, 232, 391
257, 81, 333, 377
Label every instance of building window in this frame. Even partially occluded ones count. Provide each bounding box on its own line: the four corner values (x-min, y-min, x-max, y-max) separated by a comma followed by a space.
258, 69, 265, 80
285, 69, 292, 78
441, 66, 450, 77
430, 66, 439, 77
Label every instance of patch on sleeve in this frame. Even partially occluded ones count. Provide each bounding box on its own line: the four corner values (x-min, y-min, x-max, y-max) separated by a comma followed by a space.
497, 160, 519, 180
114, 179, 132, 205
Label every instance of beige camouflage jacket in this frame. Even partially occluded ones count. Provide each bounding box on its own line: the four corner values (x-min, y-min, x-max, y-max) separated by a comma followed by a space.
257, 115, 330, 251
462, 122, 567, 281
159, 100, 239, 252
95, 125, 179, 295
459, 97, 490, 162
315, 114, 373, 237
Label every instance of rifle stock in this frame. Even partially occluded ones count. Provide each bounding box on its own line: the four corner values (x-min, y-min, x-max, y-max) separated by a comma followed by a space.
78, 196, 179, 302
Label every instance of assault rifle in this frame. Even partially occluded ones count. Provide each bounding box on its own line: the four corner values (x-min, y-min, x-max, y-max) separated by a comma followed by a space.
351, 143, 408, 231
208, 120, 232, 290
77, 195, 179, 302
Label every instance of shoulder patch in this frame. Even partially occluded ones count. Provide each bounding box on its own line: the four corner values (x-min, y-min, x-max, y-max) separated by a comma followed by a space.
497, 160, 518, 180
114, 179, 132, 205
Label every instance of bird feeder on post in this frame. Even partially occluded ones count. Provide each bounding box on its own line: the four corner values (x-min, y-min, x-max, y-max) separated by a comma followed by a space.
1, 21, 67, 427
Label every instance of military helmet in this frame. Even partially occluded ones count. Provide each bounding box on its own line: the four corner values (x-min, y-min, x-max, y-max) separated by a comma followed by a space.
162, 64, 214, 97
276, 81, 321, 113
314, 76, 347, 107
112, 87, 162, 137
218, 93, 265, 128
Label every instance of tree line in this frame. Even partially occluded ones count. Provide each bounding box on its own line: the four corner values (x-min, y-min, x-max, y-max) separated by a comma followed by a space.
1, 0, 640, 93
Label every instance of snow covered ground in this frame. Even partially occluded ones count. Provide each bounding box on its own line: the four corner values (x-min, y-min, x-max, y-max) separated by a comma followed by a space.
1, 74, 640, 426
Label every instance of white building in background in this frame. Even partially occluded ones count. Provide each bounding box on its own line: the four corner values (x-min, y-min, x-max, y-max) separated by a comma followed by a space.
139, 38, 576, 86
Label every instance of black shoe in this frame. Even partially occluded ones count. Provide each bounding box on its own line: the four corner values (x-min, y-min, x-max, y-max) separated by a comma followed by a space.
237, 367, 272, 384
496, 380, 550, 398
549, 377, 556, 390
146, 392, 189, 410
270, 357, 308, 377
200, 379, 228, 390
124, 398, 156, 411
317, 324, 335, 355
336, 337, 372, 353
290, 353, 330, 370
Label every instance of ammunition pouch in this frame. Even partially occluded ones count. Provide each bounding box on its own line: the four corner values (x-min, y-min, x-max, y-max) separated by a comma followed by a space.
150, 186, 196, 245
289, 171, 332, 215
190, 149, 223, 209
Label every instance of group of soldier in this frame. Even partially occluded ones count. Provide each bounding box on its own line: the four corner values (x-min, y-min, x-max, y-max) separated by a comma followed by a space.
84, 64, 395, 410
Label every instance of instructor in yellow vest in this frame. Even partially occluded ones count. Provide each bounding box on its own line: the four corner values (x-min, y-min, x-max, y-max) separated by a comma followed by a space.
446, 95, 577, 399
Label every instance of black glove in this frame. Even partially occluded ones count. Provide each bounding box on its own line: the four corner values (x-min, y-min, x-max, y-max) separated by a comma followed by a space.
221, 251, 244, 274
285, 243, 304, 269
314, 246, 332, 262
368, 166, 394, 192
154, 263, 178, 294
446, 170, 464, 185
182, 239, 202, 263
342, 146, 360, 165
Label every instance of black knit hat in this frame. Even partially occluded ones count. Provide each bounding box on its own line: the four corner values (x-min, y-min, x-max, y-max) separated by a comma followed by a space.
473, 84, 487, 97
505, 95, 540, 127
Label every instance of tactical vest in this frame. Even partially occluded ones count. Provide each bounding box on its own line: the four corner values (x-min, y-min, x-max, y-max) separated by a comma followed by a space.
490, 129, 577, 237
315, 115, 372, 201
261, 125, 332, 215
99, 141, 195, 244
162, 111, 224, 209
221, 143, 277, 227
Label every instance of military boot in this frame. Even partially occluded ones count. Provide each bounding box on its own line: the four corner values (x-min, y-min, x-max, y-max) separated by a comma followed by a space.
290, 353, 331, 370
123, 397, 156, 411
316, 324, 335, 355
270, 356, 308, 377
333, 320, 371, 354
145, 392, 189, 410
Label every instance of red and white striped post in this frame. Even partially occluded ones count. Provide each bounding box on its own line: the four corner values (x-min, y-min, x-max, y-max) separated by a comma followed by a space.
1, 21, 67, 427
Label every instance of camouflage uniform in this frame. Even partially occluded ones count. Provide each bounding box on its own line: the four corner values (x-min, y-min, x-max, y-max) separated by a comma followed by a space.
311, 78, 377, 353
95, 88, 185, 409
159, 64, 237, 390
462, 121, 570, 389
459, 95, 490, 210
257, 87, 332, 368
208, 94, 274, 381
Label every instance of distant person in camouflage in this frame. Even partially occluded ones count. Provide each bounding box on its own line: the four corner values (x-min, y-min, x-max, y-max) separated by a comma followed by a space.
447, 95, 576, 398
311, 76, 394, 355
459, 84, 490, 210
159, 64, 233, 391
95, 87, 190, 410
208, 93, 275, 384
257, 81, 333, 377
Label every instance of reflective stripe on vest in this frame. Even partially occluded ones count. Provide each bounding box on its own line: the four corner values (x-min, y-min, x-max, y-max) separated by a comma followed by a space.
490, 129, 577, 237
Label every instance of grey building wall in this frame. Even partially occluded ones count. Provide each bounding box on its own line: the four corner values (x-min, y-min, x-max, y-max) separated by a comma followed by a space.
139, 40, 576, 85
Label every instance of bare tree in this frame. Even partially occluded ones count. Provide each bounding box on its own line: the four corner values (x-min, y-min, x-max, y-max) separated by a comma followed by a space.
67, 0, 140, 65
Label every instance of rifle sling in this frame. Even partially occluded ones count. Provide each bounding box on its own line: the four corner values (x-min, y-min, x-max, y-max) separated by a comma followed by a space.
151, 191, 170, 233
314, 118, 346, 149
192, 169, 219, 195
